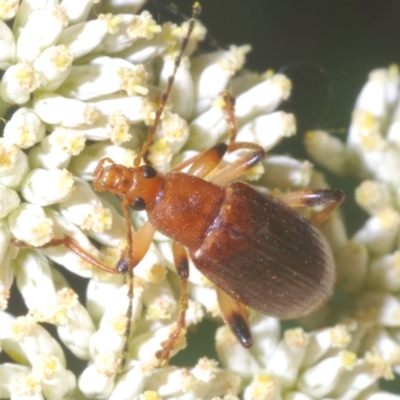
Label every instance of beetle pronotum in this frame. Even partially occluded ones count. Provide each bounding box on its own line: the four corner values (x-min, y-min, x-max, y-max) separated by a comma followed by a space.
14, 2, 343, 368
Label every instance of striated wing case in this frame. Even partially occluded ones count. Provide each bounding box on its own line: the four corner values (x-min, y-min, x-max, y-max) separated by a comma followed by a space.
190, 181, 335, 319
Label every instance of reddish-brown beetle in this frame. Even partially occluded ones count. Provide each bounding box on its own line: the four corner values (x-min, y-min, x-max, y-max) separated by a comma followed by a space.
14, 3, 343, 366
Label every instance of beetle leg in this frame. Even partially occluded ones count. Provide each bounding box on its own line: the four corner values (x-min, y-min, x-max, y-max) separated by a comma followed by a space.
216, 286, 253, 348
278, 189, 344, 225
156, 241, 189, 366
171, 142, 229, 177
210, 147, 265, 185
12, 236, 121, 274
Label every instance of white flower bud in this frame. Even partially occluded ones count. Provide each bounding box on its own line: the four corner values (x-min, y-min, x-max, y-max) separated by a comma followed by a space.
0, 62, 40, 104
0, 185, 20, 218
84, 196, 126, 246
191, 45, 251, 115
59, 0, 93, 24
128, 323, 186, 366
247, 315, 280, 366
74, 113, 133, 145
0, 138, 29, 189
153, 112, 189, 155
355, 68, 399, 120
4, 107, 45, 149
285, 392, 313, 400
49, 288, 96, 360
108, 362, 153, 400
88, 93, 149, 124
0, 364, 31, 399
90, 281, 144, 360
31, 354, 76, 400
8, 203, 54, 247
243, 371, 281, 400
59, 57, 148, 101
12, 249, 57, 311
159, 55, 194, 119
189, 97, 227, 151
304, 130, 349, 175
177, 18, 207, 57
95, 11, 161, 55
267, 328, 308, 389
33, 45, 74, 91
331, 349, 394, 398
359, 327, 400, 369
303, 323, 354, 368
0, 19, 15, 69
147, 138, 173, 173
317, 203, 348, 254
261, 155, 312, 189
69, 142, 136, 180
368, 251, 400, 292
41, 208, 100, 279
103, 0, 147, 14
357, 292, 400, 327
0, 311, 28, 364
185, 299, 204, 327
117, 23, 168, 64
133, 245, 167, 284
362, 393, 400, 400
21, 168, 75, 206
58, 17, 108, 60
9, 372, 44, 400
354, 208, 400, 255
16, 6, 68, 63
347, 110, 383, 154
235, 73, 292, 124
0, 222, 14, 310
371, 146, 400, 186
0, 0, 19, 21
335, 239, 368, 294
143, 279, 176, 321
33, 91, 99, 127
237, 111, 296, 151
11, 315, 66, 366
78, 355, 117, 399
216, 325, 261, 378
355, 180, 393, 215
297, 351, 357, 398
28, 128, 86, 169
58, 177, 112, 234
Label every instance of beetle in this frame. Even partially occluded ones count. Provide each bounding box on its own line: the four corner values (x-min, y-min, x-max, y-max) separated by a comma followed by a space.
14, 2, 343, 367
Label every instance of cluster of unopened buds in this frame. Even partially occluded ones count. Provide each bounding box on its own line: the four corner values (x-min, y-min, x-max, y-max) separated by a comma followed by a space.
0, 0, 399, 399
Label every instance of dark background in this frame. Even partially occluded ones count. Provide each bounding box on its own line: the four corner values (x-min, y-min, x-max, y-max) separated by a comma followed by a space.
157, 0, 400, 134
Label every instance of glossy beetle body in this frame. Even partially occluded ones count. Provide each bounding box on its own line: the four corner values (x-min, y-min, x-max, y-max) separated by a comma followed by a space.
95, 159, 337, 321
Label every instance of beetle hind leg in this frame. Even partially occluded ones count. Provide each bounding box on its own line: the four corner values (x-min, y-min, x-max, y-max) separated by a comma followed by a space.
216, 286, 253, 348
278, 188, 344, 225
156, 241, 189, 366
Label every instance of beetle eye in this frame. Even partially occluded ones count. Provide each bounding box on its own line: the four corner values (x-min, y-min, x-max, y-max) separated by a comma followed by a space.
131, 197, 146, 211
141, 165, 157, 178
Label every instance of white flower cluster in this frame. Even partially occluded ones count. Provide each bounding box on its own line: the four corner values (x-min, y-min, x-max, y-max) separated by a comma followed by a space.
1, 0, 397, 399
305, 65, 400, 398
0, 0, 299, 398
216, 313, 400, 400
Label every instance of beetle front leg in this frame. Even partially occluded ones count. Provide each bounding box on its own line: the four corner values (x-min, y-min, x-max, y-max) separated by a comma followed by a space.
278, 189, 344, 225
156, 241, 189, 367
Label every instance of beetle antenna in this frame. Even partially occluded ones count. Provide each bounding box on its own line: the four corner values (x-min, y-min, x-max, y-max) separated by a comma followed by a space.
134, 2, 201, 168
